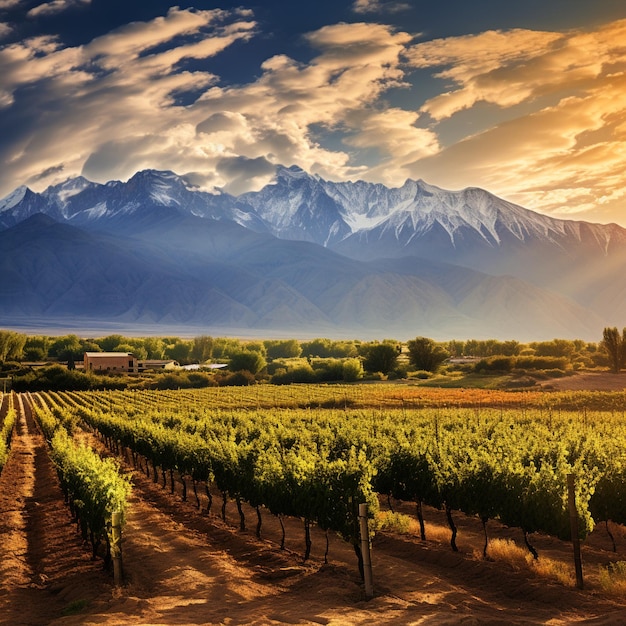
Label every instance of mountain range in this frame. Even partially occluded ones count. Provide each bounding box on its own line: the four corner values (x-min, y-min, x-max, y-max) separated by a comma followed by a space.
1, 165, 623, 341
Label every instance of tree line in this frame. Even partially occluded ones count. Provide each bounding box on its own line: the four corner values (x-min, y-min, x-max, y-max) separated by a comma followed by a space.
0, 328, 617, 392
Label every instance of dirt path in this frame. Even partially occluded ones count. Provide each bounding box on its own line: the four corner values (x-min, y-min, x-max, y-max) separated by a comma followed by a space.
0, 393, 110, 625
2, 392, 626, 625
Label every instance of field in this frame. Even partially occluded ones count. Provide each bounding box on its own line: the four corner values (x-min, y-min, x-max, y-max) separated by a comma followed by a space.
2, 380, 626, 625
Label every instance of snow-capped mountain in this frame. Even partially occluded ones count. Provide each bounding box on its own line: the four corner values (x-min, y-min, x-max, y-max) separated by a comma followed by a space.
1, 164, 625, 338
3, 165, 623, 253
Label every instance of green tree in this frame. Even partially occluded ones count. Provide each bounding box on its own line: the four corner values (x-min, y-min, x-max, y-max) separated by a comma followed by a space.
301, 338, 357, 358
81, 340, 102, 354
229, 350, 267, 375
143, 337, 165, 359
407, 337, 449, 372
165, 340, 192, 363
0, 331, 27, 361
602, 327, 626, 373
49, 335, 82, 361
191, 336, 214, 362
363, 343, 399, 374
97, 334, 126, 352
342, 358, 363, 382
23, 335, 50, 361
212, 337, 242, 359
264, 339, 302, 359
532, 339, 575, 358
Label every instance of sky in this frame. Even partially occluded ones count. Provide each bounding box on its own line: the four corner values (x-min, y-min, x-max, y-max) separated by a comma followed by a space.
1, 0, 626, 225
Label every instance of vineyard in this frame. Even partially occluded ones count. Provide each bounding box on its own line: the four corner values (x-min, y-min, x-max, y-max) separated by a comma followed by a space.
2, 384, 626, 624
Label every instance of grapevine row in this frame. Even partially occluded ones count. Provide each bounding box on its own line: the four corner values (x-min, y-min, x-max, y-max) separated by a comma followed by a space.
0, 393, 16, 472
31, 397, 132, 564
39, 388, 626, 564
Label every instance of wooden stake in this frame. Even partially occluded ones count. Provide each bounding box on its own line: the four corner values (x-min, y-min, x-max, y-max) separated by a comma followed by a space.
567, 474, 584, 589
111, 511, 123, 586
358, 503, 374, 598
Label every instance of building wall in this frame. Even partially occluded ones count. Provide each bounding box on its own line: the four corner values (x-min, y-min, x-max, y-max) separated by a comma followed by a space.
84, 353, 138, 373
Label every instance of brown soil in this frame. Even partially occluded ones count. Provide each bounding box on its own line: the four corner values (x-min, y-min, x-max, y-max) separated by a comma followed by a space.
539, 371, 626, 391
2, 391, 626, 625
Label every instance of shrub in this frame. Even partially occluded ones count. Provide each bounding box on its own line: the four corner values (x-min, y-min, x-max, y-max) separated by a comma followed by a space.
311, 358, 345, 382
219, 370, 256, 386
516, 356, 569, 370
342, 358, 363, 382
271, 364, 316, 384
474, 356, 515, 372
412, 370, 433, 379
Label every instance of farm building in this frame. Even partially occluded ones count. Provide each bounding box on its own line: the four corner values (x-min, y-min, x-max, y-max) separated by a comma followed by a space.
137, 359, 179, 372
84, 352, 138, 373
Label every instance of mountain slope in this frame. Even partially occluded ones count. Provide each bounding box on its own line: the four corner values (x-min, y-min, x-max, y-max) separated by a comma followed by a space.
1, 166, 623, 338
0, 213, 602, 340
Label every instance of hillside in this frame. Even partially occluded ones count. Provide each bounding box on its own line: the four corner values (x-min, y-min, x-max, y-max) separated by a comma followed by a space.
1, 166, 624, 339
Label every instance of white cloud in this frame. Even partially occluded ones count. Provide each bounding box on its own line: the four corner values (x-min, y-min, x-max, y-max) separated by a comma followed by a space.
0, 16, 421, 195
1, 8, 626, 226
27, 0, 91, 17
352, 0, 410, 14
27, 0, 90, 18
0, 22, 11, 39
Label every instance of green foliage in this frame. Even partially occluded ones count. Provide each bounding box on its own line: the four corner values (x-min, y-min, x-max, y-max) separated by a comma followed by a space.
23, 335, 50, 361
40, 384, 626, 568
48, 426, 131, 558
264, 339, 302, 359
211, 337, 243, 359
190, 336, 214, 362
530, 339, 576, 358
363, 343, 399, 374
407, 337, 449, 372
218, 370, 257, 386
0, 402, 17, 471
475, 355, 569, 373
300, 338, 358, 358
165, 340, 192, 363
342, 358, 363, 382
602, 327, 626, 373
0, 330, 26, 362
12, 365, 126, 392
271, 364, 317, 384
229, 350, 267, 375
147, 371, 216, 390
96, 334, 126, 352
463, 339, 521, 357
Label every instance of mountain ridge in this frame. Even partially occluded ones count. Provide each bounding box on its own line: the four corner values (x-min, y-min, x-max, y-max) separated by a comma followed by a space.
1, 166, 623, 340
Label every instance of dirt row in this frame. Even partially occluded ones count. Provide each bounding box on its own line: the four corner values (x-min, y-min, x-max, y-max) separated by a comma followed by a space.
2, 392, 626, 625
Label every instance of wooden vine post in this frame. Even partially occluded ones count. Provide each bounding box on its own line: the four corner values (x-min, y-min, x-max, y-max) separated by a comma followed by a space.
358, 503, 374, 598
567, 474, 584, 589
111, 511, 123, 586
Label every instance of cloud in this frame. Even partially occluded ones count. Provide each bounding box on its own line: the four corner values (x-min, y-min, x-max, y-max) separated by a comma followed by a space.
407, 20, 626, 121
405, 71, 626, 222
27, 0, 90, 18
0, 7, 259, 191
0, 23, 11, 39
1, 8, 626, 225
0, 14, 421, 195
352, 0, 410, 14
396, 18, 626, 223
215, 155, 276, 194
0, 0, 23, 8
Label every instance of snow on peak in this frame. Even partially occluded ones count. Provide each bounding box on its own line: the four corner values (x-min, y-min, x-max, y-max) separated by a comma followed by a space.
0, 185, 29, 212
44, 176, 94, 206
129, 170, 183, 206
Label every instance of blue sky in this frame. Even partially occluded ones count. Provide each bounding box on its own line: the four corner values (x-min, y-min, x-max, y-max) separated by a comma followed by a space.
1, 0, 626, 225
